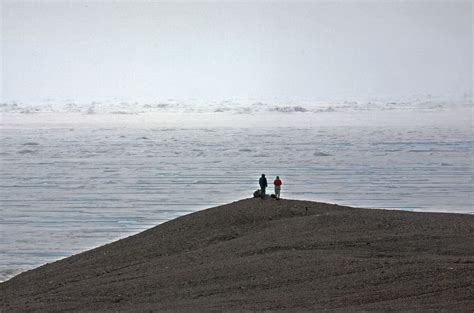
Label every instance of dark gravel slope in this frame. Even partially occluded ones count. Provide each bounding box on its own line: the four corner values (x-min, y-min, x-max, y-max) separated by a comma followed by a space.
1, 198, 473, 312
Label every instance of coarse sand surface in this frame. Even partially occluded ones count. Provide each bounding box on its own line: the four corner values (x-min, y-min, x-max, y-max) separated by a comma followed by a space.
1, 198, 473, 312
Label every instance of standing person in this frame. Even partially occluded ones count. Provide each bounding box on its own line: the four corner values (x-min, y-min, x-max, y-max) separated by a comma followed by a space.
259, 174, 268, 199
274, 176, 282, 200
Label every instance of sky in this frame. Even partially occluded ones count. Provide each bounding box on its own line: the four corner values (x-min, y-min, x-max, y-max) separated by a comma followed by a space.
0, 0, 472, 102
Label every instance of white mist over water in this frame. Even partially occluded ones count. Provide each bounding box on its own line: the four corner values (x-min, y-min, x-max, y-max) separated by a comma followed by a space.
2, 1, 472, 101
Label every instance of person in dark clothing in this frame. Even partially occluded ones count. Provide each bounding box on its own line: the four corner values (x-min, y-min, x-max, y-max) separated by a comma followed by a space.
259, 174, 268, 199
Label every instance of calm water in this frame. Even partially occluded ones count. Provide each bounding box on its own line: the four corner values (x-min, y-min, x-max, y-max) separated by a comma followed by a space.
0, 108, 473, 281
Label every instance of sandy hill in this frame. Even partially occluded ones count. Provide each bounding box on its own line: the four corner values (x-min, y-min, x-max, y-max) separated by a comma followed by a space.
1, 198, 473, 312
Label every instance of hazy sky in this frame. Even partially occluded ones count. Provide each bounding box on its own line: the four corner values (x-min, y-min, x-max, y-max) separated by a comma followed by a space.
1, 1, 472, 101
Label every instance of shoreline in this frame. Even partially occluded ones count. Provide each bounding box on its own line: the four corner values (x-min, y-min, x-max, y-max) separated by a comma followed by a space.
1, 200, 472, 284
1, 198, 473, 311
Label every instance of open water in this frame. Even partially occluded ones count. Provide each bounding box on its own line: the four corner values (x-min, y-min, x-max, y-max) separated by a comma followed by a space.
1, 96, 472, 281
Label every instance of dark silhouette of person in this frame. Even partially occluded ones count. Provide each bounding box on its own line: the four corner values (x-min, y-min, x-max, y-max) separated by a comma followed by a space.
259, 174, 268, 199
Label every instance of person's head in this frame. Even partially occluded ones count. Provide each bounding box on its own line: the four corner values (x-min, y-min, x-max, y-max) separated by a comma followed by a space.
276, 176, 279, 179
262, 174, 265, 177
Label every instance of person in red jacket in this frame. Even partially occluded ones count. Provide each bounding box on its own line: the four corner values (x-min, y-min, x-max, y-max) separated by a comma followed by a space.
274, 176, 282, 200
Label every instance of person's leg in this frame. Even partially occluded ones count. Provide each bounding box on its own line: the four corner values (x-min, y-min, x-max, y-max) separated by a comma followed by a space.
276, 186, 280, 199
261, 187, 265, 199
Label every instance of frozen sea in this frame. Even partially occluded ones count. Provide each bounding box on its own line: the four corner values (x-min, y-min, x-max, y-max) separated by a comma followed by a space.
0, 97, 473, 281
